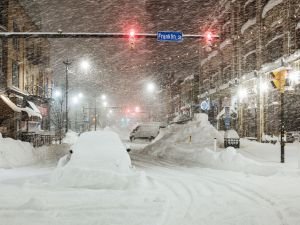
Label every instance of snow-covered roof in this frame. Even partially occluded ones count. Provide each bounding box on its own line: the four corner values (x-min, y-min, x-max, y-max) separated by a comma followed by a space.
262, 0, 283, 18
0, 95, 22, 112
241, 18, 256, 34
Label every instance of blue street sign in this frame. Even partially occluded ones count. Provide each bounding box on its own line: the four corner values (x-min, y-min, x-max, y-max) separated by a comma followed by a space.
157, 31, 183, 42
200, 100, 210, 111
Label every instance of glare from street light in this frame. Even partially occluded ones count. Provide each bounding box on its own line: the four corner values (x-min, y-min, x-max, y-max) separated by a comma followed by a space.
101, 94, 106, 100
80, 60, 90, 71
238, 88, 247, 100
54, 90, 61, 98
260, 82, 269, 93
147, 82, 155, 93
78, 92, 83, 98
103, 101, 108, 107
135, 106, 140, 113
72, 96, 79, 104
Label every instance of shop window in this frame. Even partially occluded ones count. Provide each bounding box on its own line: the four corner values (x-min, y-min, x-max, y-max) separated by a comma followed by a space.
12, 61, 19, 87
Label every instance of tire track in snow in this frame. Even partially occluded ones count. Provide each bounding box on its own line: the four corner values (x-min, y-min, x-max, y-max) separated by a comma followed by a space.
197, 173, 287, 225
132, 154, 288, 225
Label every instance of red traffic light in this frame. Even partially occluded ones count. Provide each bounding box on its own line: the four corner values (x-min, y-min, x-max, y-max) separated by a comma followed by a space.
205, 31, 213, 41
129, 29, 135, 38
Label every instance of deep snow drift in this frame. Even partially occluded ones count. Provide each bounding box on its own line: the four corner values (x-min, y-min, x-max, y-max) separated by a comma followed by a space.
0, 133, 36, 168
140, 114, 277, 176
52, 131, 146, 189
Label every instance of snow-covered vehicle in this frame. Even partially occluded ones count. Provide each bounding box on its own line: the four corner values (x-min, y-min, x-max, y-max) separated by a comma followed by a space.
130, 123, 160, 142
65, 131, 131, 172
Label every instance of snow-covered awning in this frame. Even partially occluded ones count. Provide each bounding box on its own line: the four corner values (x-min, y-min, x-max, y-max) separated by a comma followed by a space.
24, 101, 42, 119
0, 95, 42, 119
0, 95, 22, 112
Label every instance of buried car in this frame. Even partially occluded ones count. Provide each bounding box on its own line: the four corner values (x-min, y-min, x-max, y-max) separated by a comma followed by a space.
51, 131, 149, 189
129, 123, 160, 142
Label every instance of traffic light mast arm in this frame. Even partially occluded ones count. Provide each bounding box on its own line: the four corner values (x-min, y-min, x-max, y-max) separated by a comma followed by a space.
0, 32, 220, 39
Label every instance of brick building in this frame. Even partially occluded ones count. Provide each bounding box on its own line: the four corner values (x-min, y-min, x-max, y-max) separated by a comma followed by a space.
0, 0, 52, 138
199, 0, 300, 140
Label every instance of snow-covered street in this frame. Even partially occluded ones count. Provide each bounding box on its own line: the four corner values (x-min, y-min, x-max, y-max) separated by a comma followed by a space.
1, 145, 300, 225
1, 117, 300, 225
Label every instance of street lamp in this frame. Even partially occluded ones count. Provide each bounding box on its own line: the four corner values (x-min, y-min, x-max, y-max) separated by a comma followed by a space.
80, 60, 90, 71
147, 82, 156, 93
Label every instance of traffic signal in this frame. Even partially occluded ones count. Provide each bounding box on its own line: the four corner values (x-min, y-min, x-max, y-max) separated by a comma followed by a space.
129, 29, 135, 49
204, 31, 213, 46
270, 69, 288, 93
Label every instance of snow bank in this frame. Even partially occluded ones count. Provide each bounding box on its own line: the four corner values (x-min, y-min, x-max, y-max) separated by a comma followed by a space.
140, 114, 277, 176
52, 131, 146, 189
0, 134, 36, 168
197, 147, 278, 176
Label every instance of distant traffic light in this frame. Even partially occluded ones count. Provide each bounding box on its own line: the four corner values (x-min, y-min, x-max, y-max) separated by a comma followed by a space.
129, 29, 135, 49
129, 29, 135, 38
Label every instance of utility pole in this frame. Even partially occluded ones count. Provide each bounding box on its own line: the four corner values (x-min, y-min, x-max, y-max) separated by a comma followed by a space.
280, 92, 285, 163
63, 59, 71, 133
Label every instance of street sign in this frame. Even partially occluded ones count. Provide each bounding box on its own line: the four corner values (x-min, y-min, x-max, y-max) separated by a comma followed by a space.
200, 100, 209, 111
157, 31, 183, 42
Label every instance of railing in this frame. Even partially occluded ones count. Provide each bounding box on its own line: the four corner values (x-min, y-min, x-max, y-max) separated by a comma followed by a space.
19, 132, 58, 147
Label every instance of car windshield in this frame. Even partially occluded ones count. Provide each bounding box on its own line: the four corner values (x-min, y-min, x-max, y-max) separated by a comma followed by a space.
1, 1, 300, 225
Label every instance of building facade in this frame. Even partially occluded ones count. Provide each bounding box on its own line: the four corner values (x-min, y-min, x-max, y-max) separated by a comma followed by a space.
0, 0, 53, 138
198, 0, 300, 140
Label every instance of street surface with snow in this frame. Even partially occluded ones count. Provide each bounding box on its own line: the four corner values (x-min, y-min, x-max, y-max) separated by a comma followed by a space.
1, 114, 300, 225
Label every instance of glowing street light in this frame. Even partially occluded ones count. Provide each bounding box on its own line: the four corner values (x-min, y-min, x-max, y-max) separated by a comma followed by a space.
80, 60, 90, 71
101, 94, 106, 100
103, 101, 108, 107
78, 92, 83, 98
135, 106, 140, 113
147, 82, 155, 93
54, 90, 61, 98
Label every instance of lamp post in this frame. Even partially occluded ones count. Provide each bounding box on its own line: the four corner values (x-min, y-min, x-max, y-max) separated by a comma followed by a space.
63, 59, 72, 133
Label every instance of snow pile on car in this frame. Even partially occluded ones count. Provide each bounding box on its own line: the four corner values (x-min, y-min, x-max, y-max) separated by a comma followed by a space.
62, 130, 79, 145
52, 131, 146, 189
141, 114, 277, 176
0, 133, 36, 168
144, 113, 223, 152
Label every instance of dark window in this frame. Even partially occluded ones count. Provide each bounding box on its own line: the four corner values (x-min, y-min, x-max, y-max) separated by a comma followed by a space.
12, 61, 19, 87
13, 21, 20, 51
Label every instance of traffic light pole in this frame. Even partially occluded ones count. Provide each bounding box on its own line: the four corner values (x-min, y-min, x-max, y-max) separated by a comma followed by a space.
280, 92, 285, 163
0, 32, 219, 39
